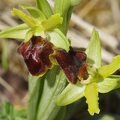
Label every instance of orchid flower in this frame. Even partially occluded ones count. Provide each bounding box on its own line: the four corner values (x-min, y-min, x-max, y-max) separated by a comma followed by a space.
55, 29, 120, 115
0, 0, 120, 119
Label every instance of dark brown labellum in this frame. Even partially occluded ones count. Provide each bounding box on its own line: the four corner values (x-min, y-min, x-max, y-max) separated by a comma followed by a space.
17, 36, 54, 76
53, 47, 88, 84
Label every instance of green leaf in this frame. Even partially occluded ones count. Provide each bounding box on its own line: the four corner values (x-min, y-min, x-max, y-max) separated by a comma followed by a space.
54, 0, 82, 34
98, 55, 120, 78
46, 107, 61, 120
19, 4, 46, 23
98, 75, 120, 93
0, 24, 30, 39
71, 0, 82, 6
84, 83, 100, 115
53, 107, 66, 120
36, 66, 66, 120
54, 0, 71, 17
28, 74, 44, 120
1, 102, 12, 119
47, 29, 70, 52
36, 0, 53, 18
11, 8, 37, 27
86, 28, 101, 68
0, 102, 27, 120
42, 14, 63, 31
55, 83, 85, 106
54, 0, 73, 34
15, 109, 27, 118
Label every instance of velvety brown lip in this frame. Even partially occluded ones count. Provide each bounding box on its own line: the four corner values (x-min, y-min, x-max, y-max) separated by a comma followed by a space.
17, 36, 54, 76
53, 47, 88, 84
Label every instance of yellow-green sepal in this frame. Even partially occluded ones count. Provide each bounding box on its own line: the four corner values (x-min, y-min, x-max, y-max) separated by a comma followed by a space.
84, 83, 100, 115
11, 8, 37, 27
